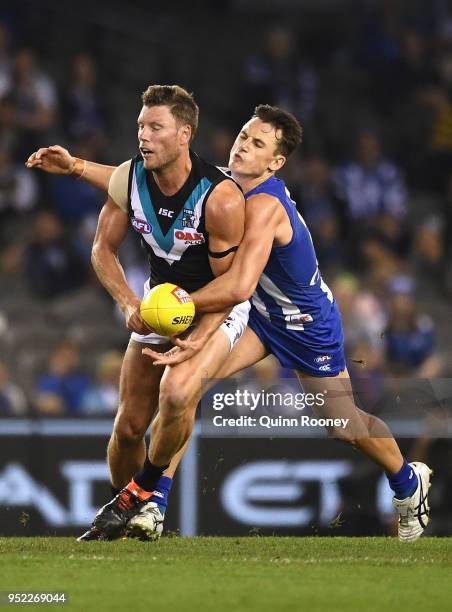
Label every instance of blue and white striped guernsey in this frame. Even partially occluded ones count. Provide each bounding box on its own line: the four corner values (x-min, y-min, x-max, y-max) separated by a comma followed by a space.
245, 175, 344, 370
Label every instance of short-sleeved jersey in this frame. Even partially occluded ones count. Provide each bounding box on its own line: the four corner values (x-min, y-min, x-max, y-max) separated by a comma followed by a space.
108, 150, 234, 293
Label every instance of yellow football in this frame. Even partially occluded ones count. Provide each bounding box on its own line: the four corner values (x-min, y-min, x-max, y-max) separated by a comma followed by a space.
140, 283, 195, 336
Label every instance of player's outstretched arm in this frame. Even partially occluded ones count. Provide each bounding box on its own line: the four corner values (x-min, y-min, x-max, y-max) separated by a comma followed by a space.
191, 194, 279, 312
25, 145, 117, 192
92, 196, 152, 335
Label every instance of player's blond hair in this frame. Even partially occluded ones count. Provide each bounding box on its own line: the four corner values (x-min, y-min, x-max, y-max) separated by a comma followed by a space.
142, 84, 199, 143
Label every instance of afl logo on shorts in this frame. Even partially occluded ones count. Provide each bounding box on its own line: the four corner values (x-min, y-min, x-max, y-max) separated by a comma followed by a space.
315, 355, 332, 364
132, 217, 152, 234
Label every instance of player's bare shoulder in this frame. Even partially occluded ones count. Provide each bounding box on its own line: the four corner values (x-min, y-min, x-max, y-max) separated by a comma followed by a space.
245, 192, 291, 245
205, 178, 245, 230
245, 192, 282, 221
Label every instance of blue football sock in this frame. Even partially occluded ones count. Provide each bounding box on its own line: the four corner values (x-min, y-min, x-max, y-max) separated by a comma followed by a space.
148, 476, 173, 514
386, 459, 418, 499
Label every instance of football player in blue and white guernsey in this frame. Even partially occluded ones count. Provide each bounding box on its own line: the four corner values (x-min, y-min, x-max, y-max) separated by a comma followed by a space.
148, 105, 433, 543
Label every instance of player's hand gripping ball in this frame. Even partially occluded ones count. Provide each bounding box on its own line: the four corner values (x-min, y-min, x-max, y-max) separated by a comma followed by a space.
140, 283, 195, 336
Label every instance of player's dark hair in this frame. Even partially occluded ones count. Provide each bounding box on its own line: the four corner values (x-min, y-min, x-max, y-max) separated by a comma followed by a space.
142, 84, 199, 143
253, 104, 303, 157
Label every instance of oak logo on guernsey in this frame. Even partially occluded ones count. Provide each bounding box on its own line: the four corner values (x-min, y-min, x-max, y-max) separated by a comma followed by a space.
174, 229, 205, 245
131, 217, 152, 234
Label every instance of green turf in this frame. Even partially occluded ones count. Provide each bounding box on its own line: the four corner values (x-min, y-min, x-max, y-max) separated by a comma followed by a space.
0, 537, 451, 611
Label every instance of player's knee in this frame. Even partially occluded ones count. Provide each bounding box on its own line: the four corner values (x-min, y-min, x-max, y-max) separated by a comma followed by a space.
113, 411, 147, 446
159, 378, 194, 420
327, 425, 358, 446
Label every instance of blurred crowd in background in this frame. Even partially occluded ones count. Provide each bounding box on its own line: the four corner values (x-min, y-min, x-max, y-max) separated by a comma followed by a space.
1, 0, 452, 419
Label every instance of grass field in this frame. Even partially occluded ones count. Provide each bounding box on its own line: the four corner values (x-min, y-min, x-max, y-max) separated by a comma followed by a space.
1, 537, 451, 611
